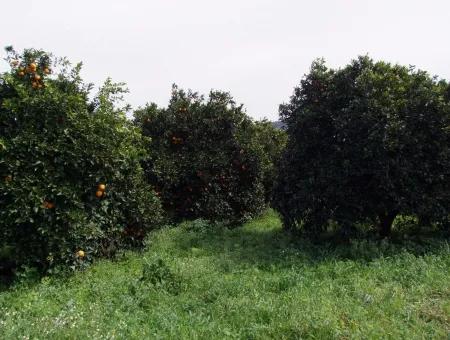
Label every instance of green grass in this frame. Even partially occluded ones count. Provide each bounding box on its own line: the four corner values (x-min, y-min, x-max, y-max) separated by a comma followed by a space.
1, 210, 449, 339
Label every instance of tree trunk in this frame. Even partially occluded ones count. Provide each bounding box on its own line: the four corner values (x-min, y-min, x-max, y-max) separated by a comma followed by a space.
418, 215, 431, 228
378, 211, 397, 238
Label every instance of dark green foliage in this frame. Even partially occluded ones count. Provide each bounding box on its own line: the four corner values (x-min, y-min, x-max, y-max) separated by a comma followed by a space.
137, 257, 181, 295
0, 48, 162, 271
274, 56, 450, 236
135, 85, 269, 224
245, 119, 287, 203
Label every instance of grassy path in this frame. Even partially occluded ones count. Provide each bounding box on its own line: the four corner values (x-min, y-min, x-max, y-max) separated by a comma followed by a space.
1, 210, 449, 339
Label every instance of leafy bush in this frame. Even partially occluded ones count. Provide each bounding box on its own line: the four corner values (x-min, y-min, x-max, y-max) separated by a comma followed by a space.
140, 257, 181, 293
0, 47, 162, 271
243, 120, 287, 203
274, 56, 450, 237
134, 85, 270, 224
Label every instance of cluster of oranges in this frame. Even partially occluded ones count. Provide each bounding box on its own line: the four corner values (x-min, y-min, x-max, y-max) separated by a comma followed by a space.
171, 136, 183, 145
178, 107, 188, 113
10, 59, 51, 89
95, 183, 107, 198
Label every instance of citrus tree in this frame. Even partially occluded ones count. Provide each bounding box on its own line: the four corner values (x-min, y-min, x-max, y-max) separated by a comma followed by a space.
0, 47, 162, 272
239, 119, 287, 203
274, 56, 449, 237
134, 85, 267, 224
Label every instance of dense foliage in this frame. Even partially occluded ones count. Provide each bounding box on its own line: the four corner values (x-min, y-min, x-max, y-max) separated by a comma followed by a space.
274, 56, 450, 236
0, 48, 162, 272
243, 120, 287, 202
135, 86, 277, 224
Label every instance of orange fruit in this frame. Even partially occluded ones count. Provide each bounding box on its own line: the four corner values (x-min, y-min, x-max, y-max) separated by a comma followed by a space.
95, 190, 103, 198
29, 63, 37, 72
98, 184, 106, 191
43, 68, 51, 74
34, 74, 41, 81
43, 201, 55, 209
76, 250, 85, 258
38, 84, 43, 89
18, 71, 25, 77
32, 82, 38, 88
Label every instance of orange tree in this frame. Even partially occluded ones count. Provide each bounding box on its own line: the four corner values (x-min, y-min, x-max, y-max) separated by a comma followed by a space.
0, 47, 162, 272
274, 57, 449, 237
240, 119, 287, 203
134, 85, 268, 224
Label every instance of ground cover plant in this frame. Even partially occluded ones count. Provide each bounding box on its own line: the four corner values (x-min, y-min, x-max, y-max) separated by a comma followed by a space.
0, 210, 448, 339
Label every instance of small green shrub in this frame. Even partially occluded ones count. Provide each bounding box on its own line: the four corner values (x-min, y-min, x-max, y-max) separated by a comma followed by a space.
129, 257, 181, 296
0, 47, 162, 272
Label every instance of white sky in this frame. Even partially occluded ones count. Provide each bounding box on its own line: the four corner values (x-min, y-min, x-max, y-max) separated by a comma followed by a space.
1, 0, 449, 120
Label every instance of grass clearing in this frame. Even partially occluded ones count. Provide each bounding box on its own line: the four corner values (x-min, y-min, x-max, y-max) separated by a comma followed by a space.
1, 210, 449, 339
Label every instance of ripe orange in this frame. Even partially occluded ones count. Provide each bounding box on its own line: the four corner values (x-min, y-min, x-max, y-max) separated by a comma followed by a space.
98, 184, 106, 191
32, 82, 38, 88
95, 190, 103, 198
18, 71, 25, 77
29, 63, 37, 72
43, 201, 55, 209
43, 68, 51, 74
34, 74, 41, 81
76, 250, 85, 258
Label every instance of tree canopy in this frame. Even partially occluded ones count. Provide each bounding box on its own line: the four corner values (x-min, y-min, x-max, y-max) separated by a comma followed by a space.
274, 56, 449, 236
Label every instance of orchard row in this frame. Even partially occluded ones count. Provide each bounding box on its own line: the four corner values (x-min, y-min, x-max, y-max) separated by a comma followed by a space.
1, 47, 448, 274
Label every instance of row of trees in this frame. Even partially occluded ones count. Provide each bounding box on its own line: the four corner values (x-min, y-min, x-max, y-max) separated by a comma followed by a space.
0, 48, 285, 272
1, 48, 448, 274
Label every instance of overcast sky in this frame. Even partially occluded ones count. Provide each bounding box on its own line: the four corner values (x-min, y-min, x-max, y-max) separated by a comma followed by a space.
1, 0, 449, 120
